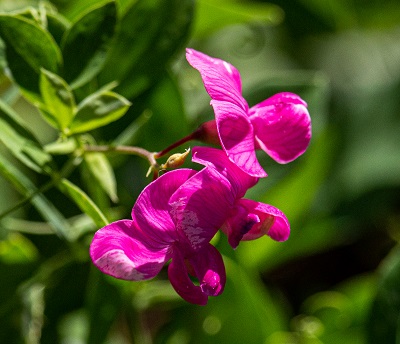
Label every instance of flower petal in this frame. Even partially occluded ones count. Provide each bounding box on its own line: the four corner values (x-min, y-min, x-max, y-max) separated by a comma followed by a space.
169, 167, 235, 251
249, 92, 312, 164
188, 243, 226, 298
168, 248, 208, 305
221, 199, 290, 248
132, 169, 197, 243
90, 220, 171, 280
211, 100, 267, 178
186, 48, 248, 112
192, 146, 258, 198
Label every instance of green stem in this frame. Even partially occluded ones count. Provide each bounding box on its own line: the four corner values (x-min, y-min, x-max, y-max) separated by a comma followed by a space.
83, 145, 159, 170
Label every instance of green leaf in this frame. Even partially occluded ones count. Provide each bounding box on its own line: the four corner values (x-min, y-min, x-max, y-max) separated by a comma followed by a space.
69, 90, 131, 134
0, 154, 73, 241
98, 0, 194, 99
58, 179, 108, 228
0, 233, 38, 264
194, 0, 283, 38
84, 152, 118, 203
39, 69, 76, 131
0, 99, 53, 173
61, 0, 117, 88
0, 14, 62, 95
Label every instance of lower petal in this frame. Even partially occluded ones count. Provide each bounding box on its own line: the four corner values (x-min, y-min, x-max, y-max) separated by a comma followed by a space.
189, 243, 226, 297
90, 220, 171, 281
168, 248, 208, 305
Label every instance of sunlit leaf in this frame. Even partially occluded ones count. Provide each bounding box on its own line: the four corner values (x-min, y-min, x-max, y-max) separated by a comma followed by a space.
0, 155, 72, 241
0, 99, 53, 173
61, 0, 117, 88
0, 233, 38, 263
69, 91, 131, 134
194, 0, 284, 38
58, 178, 108, 228
39, 69, 76, 131
98, 0, 194, 99
0, 14, 62, 95
84, 152, 118, 203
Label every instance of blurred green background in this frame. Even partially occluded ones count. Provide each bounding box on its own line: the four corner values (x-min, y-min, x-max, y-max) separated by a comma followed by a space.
0, 0, 399, 343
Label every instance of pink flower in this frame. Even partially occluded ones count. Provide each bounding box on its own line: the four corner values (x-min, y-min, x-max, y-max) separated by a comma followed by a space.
186, 48, 312, 178
192, 146, 290, 249
90, 168, 231, 305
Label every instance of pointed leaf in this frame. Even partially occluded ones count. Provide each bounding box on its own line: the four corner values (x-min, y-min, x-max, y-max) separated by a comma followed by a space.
0, 99, 53, 173
69, 91, 130, 134
84, 152, 118, 202
0, 14, 62, 95
61, 0, 117, 88
39, 69, 76, 131
98, 0, 194, 99
58, 178, 108, 228
0, 154, 72, 241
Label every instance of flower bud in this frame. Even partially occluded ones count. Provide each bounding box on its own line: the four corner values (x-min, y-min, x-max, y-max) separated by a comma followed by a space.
161, 148, 191, 169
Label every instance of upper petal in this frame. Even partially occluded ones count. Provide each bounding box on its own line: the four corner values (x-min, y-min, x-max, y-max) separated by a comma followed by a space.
221, 199, 290, 248
249, 92, 312, 163
90, 220, 171, 281
192, 145, 259, 198
186, 48, 248, 112
132, 169, 197, 244
169, 167, 235, 252
211, 99, 267, 178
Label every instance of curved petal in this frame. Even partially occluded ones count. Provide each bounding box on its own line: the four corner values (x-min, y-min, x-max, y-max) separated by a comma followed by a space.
169, 167, 235, 252
186, 48, 248, 112
90, 220, 171, 281
192, 146, 258, 198
249, 92, 312, 164
221, 199, 290, 248
132, 169, 197, 244
188, 243, 226, 297
168, 247, 208, 305
211, 100, 267, 178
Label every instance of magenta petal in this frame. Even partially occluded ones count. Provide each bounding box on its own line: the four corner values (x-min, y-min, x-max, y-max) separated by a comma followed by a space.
221, 199, 290, 247
192, 146, 258, 199
186, 48, 248, 112
90, 220, 171, 281
221, 204, 260, 249
211, 100, 267, 178
188, 243, 226, 297
238, 199, 290, 242
250, 92, 311, 164
168, 248, 208, 305
169, 167, 235, 251
132, 169, 196, 243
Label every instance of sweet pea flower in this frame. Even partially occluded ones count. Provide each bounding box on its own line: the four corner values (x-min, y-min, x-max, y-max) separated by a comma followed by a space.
90, 168, 233, 305
191, 146, 290, 249
186, 48, 312, 178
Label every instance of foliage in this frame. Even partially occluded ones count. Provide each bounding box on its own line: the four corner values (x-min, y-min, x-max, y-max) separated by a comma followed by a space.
0, 0, 399, 343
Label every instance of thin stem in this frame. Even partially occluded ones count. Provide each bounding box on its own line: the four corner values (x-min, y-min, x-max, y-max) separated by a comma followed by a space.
84, 145, 159, 169
154, 131, 197, 158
